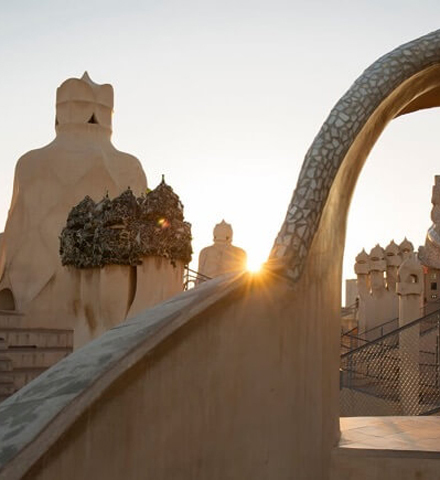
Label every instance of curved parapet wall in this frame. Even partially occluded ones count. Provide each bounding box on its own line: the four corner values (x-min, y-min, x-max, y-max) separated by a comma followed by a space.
271, 28, 440, 281
0, 267, 341, 480
0, 274, 245, 478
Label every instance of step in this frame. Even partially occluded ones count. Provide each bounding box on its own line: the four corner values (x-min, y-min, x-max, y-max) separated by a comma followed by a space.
0, 328, 73, 349
5, 347, 72, 369
0, 311, 24, 329
0, 355, 13, 372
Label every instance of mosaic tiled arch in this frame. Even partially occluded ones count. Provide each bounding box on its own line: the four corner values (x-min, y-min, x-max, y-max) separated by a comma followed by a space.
270, 29, 440, 281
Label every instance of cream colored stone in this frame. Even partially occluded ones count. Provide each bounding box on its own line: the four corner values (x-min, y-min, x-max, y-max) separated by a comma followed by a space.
354, 249, 369, 277
356, 245, 398, 335
399, 237, 414, 262
385, 240, 401, 292
0, 268, 341, 480
198, 221, 247, 279
127, 257, 185, 319
0, 73, 147, 329
73, 265, 135, 349
397, 254, 424, 299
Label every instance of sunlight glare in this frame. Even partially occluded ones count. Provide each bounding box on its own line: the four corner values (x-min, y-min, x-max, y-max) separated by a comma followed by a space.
246, 256, 263, 273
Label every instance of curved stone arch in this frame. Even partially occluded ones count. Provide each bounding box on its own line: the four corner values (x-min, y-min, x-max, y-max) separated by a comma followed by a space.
271, 28, 440, 281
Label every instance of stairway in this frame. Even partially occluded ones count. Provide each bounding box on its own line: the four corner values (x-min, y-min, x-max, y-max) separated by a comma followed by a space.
0, 311, 73, 402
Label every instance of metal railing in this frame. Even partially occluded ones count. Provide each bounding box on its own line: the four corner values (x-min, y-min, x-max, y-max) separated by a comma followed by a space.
341, 298, 440, 353
340, 307, 440, 416
183, 267, 212, 290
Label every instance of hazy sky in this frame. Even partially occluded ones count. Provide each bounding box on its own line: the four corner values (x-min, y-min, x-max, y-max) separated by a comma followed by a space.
2, 1, 440, 289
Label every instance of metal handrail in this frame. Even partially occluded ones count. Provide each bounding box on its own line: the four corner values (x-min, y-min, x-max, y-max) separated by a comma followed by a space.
357, 316, 398, 338
341, 304, 440, 355
185, 267, 211, 281
183, 267, 212, 290
341, 305, 440, 359
355, 298, 440, 338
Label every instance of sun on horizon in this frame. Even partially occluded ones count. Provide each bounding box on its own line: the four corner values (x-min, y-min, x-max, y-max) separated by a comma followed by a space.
246, 254, 264, 273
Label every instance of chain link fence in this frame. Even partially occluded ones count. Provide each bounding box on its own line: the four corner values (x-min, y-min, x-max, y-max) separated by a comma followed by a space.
340, 309, 440, 416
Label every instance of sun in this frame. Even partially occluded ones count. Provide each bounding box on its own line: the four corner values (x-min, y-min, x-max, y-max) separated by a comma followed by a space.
246, 257, 263, 273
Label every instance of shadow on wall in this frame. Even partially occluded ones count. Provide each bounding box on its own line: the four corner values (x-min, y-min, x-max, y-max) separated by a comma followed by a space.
0, 289, 15, 311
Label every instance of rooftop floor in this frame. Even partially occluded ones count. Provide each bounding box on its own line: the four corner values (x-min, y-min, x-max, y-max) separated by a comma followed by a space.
332, 417, 440, 480
340, 416, 440, 454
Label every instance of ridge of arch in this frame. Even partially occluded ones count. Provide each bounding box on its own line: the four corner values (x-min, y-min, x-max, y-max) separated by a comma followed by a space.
271, 28, 440, 280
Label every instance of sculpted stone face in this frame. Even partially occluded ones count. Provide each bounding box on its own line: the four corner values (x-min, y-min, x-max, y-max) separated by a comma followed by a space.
397, 253, 424, 296
56, 72, 113, 132
354, 249, 369, 276
399, 237, 414, 261
213, 220, 233, 245
0, 73, 147, 328
385, 240, 401, 268
369, 244, 386, 273
384, 240, 401, 292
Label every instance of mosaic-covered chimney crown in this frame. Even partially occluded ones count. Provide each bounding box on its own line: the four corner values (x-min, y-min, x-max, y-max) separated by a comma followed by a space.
60, 178, 192, 268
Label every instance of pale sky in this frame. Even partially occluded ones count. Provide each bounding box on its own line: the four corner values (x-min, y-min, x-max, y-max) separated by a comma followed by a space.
1, 1, 440, 293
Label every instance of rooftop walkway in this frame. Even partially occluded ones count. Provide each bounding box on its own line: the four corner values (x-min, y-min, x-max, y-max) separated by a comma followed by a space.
331, 416, 440, 479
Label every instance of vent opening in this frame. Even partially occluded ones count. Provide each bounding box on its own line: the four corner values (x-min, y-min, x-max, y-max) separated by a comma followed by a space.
88, 114, 98, 125
0, 289, 15, 311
